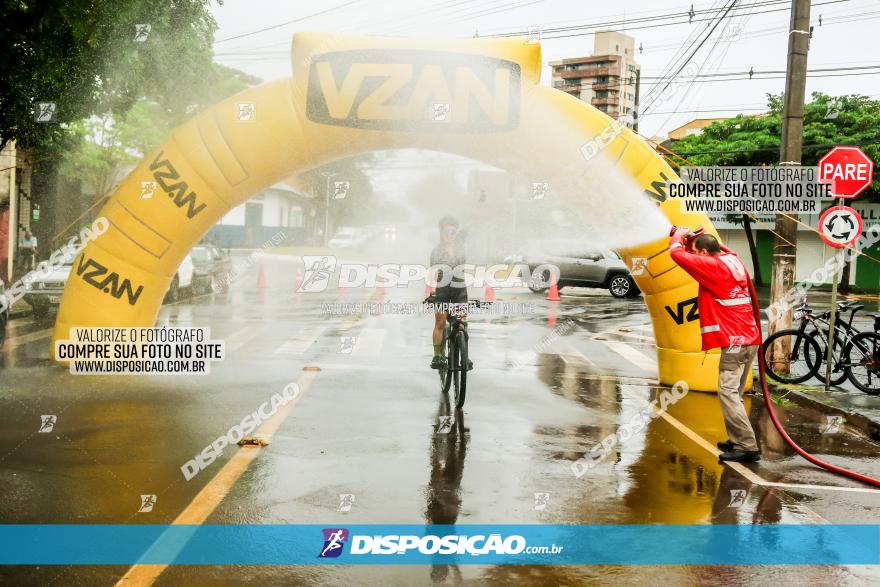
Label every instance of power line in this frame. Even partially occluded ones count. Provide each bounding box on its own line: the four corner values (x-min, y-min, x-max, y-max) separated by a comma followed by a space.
640, 69, 880, 85
536, 0, 850, 40
642, 0, 741, 114
640, 63, 880, 79
214, 0, 366, 44
486, 0, 795, 37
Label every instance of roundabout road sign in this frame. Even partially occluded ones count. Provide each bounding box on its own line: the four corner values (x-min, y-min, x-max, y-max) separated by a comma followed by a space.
818, 205, 863, 248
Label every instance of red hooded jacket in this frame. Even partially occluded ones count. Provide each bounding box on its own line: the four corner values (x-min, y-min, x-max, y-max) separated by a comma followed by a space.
669, 233, 760, 351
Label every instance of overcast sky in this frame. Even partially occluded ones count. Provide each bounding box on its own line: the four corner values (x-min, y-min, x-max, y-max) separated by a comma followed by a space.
209, 0, 880, 138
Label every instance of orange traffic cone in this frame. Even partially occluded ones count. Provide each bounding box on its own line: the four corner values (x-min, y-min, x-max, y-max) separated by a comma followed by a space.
546, 275, 560, 301
484, 284, 496, 302
257, 262, 267, 290
293, 269, 303, 292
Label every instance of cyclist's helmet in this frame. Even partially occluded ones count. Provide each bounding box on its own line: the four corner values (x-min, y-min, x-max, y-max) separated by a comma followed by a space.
438, 216, 460, 230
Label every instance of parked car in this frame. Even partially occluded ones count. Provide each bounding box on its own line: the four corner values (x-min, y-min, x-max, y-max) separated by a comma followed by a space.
24, 251, 194, 314
190, 244, 231, 294
164, 253, 195, 303
525, 248, 641, 298
23, 252, 76, 316
0, 278, 7, 349
329, 229, 356, 249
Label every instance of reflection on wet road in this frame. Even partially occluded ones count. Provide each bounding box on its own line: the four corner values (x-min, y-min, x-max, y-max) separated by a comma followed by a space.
0, 253, 878, 585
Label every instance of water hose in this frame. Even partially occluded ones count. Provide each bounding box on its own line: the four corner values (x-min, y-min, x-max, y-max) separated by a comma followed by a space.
737, 247, 880, 488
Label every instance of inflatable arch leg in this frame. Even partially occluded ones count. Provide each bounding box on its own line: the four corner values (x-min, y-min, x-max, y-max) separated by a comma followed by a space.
52, 33, 745, 392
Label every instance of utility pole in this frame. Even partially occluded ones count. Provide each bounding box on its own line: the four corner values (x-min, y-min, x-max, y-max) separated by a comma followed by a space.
633, 68, 641, 133
320, 171, 336, 246
768, 0, 811, 366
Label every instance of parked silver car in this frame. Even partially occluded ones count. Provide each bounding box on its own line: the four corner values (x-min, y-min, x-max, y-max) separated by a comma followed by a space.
24, 252, 195, 316
525, 248, 640, 298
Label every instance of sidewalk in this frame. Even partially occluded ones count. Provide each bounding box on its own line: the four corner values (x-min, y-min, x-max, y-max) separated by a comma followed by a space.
769, 381, 880, 443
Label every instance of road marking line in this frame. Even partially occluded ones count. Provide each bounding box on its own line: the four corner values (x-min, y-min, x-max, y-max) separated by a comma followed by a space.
114, 369, 319, 586
599, 339, 659, 373
273, 326, 326, 355
223, 326, 262, 353
2, 327, 53, 351
598, 340, 880, 497
557, 341, 596, 370
657, 401, 880, 496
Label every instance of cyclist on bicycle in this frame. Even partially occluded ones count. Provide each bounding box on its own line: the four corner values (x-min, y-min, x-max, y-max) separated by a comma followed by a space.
429, 216, 469, 370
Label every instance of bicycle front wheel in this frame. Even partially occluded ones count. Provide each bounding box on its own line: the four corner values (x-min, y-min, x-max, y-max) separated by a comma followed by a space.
439, 326, 452, 394
451, 330, 468, 410
762, 330, 821, 384
844, 331, 880, 395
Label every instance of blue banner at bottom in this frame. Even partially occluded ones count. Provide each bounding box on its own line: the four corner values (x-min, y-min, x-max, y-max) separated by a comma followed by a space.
1, 524, 878, 565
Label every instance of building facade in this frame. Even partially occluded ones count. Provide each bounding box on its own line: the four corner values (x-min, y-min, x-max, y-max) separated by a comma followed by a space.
549, 31, 640, 123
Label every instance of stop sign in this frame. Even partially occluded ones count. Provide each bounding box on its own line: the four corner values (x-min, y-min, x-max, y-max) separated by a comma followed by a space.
818, 146, 875, 198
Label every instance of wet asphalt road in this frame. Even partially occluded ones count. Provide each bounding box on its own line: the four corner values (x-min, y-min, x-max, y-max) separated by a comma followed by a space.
1, 251, 879, 586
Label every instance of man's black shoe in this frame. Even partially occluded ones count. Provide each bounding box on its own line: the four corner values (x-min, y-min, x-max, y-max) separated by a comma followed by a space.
717, 440, 734, 452
430, 356, 447, 370
718, 449, 761, 463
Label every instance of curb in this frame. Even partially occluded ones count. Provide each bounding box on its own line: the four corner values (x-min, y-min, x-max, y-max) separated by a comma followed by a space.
769, 383, 880, 443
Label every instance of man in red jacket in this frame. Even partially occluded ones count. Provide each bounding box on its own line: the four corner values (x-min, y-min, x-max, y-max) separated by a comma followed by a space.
669, 227, 762, 463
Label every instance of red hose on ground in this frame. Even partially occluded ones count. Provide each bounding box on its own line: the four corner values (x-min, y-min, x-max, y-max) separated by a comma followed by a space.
744, 268, 880, 488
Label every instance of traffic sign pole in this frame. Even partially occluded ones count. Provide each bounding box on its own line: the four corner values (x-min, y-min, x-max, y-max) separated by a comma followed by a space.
824, 196, 844, 391
817, 146, 874, 390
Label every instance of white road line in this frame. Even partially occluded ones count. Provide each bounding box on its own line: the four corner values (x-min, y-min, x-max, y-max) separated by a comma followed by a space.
351, 328, 386, 357
273, 326, 326, 356
656, 407, 880, 498
600, 340, 879, 497
599, 340, 659, 373
557, 341, 597, 370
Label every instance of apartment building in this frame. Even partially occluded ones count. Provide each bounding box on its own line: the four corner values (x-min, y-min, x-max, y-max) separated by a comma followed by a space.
549, 31, 640, 124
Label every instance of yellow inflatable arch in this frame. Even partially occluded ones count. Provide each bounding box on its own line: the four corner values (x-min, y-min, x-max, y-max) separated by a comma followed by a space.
52, 33, 735, 392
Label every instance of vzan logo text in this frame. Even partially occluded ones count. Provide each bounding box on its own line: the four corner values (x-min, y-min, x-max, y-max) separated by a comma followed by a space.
306, 49, 521, 132
149, 152, 207, 219
665, 296, 699, 325
76, 257, 144, 306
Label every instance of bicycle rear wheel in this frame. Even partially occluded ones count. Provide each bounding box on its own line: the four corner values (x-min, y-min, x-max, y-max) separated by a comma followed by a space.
451, 330, 468, 410
844, 331, 880, 395
808, 331, 848, 386
762, 330, 821, 384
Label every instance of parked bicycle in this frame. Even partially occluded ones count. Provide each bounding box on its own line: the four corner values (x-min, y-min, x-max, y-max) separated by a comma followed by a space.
762, 299, 880, 394
425, 297, 490, 410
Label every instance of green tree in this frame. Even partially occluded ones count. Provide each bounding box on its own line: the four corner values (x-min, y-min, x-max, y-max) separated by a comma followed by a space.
667, 93, 880, 287
0, 0, 220, 154
671, 92, 880, 200
58, 99, 169, 198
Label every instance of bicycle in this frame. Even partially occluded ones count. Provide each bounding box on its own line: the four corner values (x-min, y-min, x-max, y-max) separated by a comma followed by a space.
763, 299, 880, 394
426, 297, 489, 410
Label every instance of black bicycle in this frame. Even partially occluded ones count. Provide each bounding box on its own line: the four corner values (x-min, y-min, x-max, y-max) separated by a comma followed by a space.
763, 299, 880, 394
426, 297, 489, 410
